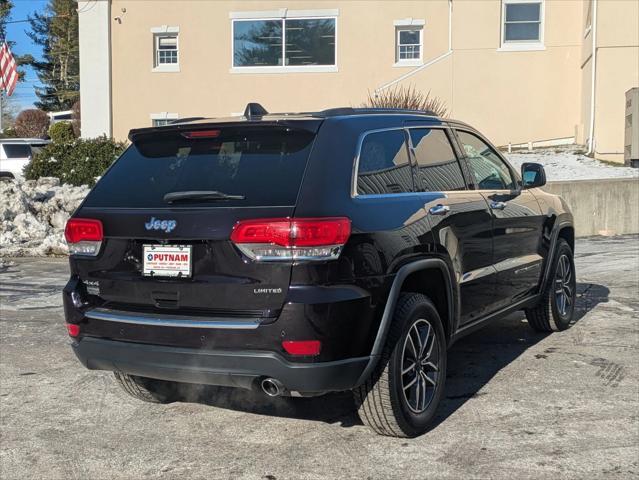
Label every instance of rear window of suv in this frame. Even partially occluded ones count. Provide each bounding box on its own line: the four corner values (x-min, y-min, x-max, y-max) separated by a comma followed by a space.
83, 126, 316, 208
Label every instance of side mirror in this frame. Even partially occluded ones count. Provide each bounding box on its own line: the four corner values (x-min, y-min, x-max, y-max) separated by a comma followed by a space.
521, 162, 546, 189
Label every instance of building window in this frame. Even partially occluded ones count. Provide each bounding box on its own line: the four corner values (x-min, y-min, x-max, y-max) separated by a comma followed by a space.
396, 28, 422, 62
393, 19, 424, 66
151, 26, 180, 72
230, 10, 337, 73
155, 34, 178, 66
152, 118, 172, 127
150, 113, 178, 127
501, 0, 544, 50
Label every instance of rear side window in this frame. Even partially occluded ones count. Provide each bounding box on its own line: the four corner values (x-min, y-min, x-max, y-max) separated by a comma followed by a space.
2, 144, 32, 158
409, 128, 466, 191
356, 129, 413, 195
83, 127, 316, 208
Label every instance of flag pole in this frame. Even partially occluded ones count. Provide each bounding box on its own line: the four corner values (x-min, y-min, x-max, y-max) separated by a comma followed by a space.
0, 36, 3, 132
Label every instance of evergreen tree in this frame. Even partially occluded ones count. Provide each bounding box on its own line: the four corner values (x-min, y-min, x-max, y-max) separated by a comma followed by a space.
0, 0, 13, 41
27, 0, 78, 111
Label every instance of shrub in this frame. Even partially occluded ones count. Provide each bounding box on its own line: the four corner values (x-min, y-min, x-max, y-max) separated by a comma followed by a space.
71, 100, 81, 137
24, 136, 127, 186
23, 141, 65, 179
364, 85, 448, 117
48, 121, 76, 144
0, 127, 19, 138
14, 109, 51, 138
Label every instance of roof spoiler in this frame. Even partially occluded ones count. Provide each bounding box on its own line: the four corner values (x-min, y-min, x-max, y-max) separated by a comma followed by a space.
243, 103, 268, 119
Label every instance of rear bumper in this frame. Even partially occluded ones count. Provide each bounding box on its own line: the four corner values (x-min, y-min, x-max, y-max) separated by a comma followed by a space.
64, 277, 382, 362
72, 336, 370, 394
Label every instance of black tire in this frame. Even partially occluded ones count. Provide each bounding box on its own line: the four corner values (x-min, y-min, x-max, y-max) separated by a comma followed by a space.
113, 372, 180, 403
354, 293, 447, 438
525, 238, 576, 332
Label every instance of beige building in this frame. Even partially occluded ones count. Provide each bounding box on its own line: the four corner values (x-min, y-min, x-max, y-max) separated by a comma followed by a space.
78, 0, 639, 164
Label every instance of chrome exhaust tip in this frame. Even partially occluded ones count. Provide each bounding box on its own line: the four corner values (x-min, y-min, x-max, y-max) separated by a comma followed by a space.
261, 378, 284, 397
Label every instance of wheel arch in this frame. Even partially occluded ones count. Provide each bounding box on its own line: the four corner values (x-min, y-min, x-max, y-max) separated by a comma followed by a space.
400, 267, 453, 341
539, 220, 575, 294
557, 224, 575, 252
355, 258, 456, 386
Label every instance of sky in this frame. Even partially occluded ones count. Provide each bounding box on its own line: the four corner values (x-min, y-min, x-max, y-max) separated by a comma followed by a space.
6, 0, 48, 110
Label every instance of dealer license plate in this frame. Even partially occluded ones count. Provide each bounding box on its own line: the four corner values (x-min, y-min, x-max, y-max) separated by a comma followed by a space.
143, 245, 192, 278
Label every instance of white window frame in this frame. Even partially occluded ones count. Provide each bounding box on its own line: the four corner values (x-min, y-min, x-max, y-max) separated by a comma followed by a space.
151, 26, 180, 72
393, 19, 424, 67
150, 112, 179, 127
498, 0, 545, 52
229, 9, 338, 74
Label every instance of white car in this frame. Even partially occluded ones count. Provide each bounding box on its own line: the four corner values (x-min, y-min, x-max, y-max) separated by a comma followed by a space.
0, 139, 50, 178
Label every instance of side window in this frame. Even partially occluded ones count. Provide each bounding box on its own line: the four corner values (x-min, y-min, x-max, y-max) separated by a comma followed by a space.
409, 128, 466, 191
456, 131, 515, 190
357, 130, 413, 195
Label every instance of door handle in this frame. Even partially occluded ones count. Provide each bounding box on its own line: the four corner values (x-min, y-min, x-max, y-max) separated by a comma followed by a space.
490, 201, 507, 210
429, 204, 450, 216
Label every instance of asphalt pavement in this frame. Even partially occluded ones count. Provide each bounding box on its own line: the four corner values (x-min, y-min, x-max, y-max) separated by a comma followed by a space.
1, 235, 638, 479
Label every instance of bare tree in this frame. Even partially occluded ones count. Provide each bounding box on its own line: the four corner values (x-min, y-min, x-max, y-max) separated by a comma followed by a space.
14, 109, 50, 138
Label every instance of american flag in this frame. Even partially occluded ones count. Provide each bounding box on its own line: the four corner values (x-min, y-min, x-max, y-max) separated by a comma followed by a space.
0, 41, 18, 97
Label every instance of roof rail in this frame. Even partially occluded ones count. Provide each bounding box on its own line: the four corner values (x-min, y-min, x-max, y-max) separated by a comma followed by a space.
244, 103, 268, 119
318, 107, 357, 116
317, 107, 437, 117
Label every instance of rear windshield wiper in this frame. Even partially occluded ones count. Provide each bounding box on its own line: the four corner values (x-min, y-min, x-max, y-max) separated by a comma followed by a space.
163, 190, 245, 203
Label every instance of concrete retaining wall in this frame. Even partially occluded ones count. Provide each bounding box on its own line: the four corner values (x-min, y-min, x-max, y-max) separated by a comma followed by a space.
544, 178, 639, 237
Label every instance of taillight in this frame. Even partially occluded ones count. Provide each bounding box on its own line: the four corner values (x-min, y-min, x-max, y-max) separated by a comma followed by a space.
282, 340, 321, 356
64, 218, 103, 256
230, 217, 351, 262
66, 323, 80, 337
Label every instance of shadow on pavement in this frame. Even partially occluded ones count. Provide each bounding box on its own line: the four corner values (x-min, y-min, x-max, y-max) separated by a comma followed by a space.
432, 281, 609, 428
573, 282, 610, 322
177, 282, 609, 431
178, 384, 362, 427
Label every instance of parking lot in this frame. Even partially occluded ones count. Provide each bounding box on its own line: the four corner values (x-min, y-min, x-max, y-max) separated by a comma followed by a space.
1, 235, 638, 479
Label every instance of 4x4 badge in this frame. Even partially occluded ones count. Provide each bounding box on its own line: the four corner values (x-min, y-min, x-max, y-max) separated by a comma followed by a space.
144, 217, 177, 233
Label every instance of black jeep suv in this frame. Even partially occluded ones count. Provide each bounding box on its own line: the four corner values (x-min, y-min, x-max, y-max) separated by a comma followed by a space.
63, 104, 575, 437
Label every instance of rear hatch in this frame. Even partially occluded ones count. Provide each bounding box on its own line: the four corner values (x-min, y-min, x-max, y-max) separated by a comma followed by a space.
72, 122, 320, 318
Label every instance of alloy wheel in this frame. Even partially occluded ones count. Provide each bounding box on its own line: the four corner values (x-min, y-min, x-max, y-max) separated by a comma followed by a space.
554, 254, 574, 317
400, 319, 440, 414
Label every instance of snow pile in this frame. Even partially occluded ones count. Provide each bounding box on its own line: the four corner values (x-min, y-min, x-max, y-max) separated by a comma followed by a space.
506, 150, 639, 181
0, 177, 90, 257
0, 257, 15, 269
